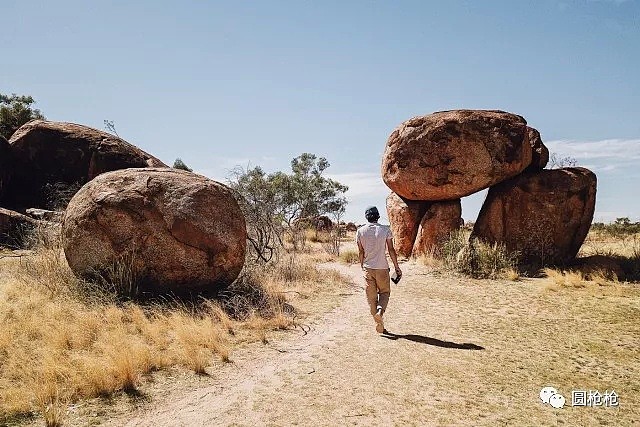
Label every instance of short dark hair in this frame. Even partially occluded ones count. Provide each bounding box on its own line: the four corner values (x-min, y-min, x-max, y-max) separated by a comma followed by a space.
365, 206, 380, 222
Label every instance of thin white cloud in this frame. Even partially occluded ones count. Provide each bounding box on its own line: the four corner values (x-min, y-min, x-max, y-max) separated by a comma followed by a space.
545, 138, 640, 162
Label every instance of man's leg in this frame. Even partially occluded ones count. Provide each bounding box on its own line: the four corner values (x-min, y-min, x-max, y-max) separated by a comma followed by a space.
363, 268, 379, 317
374, 269, 392, 315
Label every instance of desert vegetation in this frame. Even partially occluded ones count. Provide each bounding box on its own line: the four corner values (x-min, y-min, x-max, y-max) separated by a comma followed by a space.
0, 220, 351, 426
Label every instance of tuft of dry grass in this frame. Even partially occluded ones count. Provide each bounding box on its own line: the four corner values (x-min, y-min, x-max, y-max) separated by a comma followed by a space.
338, 249, 359, 264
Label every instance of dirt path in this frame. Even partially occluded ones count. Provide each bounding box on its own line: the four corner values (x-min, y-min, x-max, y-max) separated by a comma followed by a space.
108, 262, 639, 426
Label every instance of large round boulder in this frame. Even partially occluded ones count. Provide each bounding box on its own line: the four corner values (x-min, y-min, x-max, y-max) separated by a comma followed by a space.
6, 120, 167, 209
62, 168, 247, 296
382, 110, 532, 201
472, 168, 596, 267
386, 192, 429, 258
412, 199, 462, 258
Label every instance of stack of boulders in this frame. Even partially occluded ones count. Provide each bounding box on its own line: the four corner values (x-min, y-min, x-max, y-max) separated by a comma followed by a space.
382, 110, 596, 266
0, 120, 247, 295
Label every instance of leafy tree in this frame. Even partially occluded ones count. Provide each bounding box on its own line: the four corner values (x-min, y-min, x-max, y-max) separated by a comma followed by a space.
0, 93, 45, 139
173, 158, 193, 172
228, 153, 348, 260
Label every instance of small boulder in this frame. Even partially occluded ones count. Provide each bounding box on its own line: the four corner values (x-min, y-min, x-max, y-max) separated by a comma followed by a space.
386, 192, 429, 258
62, 168, 247, 296
0, 207, 39, 248
472, 168, 596, 267
525, 127, 549, 171
382, 110, 532, 200
412, 199, 462, 258
6, 120, 167, 209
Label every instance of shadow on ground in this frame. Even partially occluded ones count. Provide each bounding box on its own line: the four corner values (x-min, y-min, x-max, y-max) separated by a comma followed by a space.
381, 330, 484, 350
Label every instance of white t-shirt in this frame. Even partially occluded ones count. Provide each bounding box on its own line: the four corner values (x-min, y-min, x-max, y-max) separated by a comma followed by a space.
356, 222, 393, 269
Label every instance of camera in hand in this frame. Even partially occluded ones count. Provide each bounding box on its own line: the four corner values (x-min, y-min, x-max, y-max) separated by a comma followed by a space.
391, 270, 401, 284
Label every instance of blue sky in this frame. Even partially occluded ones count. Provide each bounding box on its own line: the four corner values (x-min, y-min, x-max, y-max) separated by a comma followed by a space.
1, 0, 638, 223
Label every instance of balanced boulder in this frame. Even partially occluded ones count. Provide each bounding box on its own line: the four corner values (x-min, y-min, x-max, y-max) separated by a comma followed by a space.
386, 192, 429, 258
6, 120, 167, 209
62, 168, 247, 295
472, 168, 596, 266
412, 199, 461, 258
382, 110, 532, 201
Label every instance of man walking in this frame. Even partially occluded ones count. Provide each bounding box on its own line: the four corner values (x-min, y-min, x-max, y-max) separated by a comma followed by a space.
356, 206, 402, 333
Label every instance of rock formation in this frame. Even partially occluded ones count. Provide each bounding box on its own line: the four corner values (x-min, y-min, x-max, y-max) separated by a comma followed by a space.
0, 135, 11, 201
525, 127, 549, 171
412, 200, 462, 258
386, 192, 429, 258
5, 120, 167, 209
0, 207, 40, 248
382, 110, 532, 201
62, 168, 246, 296
472, 168, 596, 266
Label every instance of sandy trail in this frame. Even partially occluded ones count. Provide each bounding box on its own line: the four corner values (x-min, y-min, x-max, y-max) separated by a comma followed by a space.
109, 262, 639, 426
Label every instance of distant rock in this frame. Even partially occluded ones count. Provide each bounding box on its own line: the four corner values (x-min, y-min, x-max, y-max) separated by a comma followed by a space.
472, 168, 596, 267
6, 120, 167, 209
525, 127, 549, 171
0, 207, 39, 248
386, 192, 429, 258
382, 110, 532, 201
345, 222, 357, 232
62, 168, 246, 296
412, 199, 462, 258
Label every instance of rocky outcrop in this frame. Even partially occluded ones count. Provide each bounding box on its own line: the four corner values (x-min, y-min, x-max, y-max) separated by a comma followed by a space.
62, 168, 246, 296
525, 127, 549, 171
0, 135, 11, 201
5, 120, 167, 209
472, 168, 596, 266
382, 110, 532, 201
0, 207, 39, 248
386, 192, 429, 258
412, 199, 462, 258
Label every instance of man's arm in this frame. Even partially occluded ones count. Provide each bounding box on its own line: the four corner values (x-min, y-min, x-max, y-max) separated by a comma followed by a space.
386, 238, 402, 277
357, 239, 365, 270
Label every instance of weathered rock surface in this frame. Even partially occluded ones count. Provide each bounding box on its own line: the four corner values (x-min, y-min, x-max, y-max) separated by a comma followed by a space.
382, 110, 532, 201
412, 199, 462, 258
472, 168, 596, 266
0, 207, 39, 248
386, 192, 429, 258
6, 120, 167, 209
0, 135, 12, 201
25, 208, 63, 222
525, 127, 549, 171
62, 168, 247, 295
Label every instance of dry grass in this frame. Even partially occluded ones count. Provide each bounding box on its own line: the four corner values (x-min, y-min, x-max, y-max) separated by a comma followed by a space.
338, 249, 359, 264
0, 226, 352, 424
